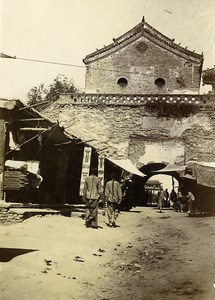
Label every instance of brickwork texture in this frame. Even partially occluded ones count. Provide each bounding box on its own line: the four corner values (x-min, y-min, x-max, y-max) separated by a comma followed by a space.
85, 37, 201, 95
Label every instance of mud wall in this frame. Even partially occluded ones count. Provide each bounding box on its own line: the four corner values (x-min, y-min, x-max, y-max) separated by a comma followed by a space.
43, 94, 215, 167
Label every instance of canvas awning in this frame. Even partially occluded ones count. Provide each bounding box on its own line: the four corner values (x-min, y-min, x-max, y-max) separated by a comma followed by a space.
187, 161, 215, 168
153, 164, 186, 173
186, 161, 215, 188
107, 158, 146, 177
181, 174, 196, 180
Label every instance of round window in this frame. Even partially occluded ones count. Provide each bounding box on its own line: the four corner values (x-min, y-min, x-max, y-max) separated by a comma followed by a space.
117, 78, 128, 88
155, 78, 166, 88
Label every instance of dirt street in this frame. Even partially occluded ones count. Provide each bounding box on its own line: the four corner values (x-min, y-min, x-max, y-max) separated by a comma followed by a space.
0, 207, 215, 300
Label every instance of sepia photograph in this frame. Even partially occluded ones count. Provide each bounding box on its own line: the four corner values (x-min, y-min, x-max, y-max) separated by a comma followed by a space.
0, 0, 215, 299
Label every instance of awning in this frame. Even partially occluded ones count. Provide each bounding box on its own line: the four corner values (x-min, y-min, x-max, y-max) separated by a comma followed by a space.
153, 164, 186, 173
181, 174, 196, 180
187, 161, 215, 168
187, 161, 215, 188
107, 158, 146, 177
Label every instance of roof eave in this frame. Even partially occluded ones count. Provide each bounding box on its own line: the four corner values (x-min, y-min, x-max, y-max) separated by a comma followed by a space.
83, 19, 203, 65
84, 33, 203, 65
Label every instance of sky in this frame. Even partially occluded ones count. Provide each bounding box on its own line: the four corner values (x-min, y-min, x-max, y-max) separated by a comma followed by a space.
0, 0, 215, 101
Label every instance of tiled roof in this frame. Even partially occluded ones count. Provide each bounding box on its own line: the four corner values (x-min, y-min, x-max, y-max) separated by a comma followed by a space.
83, 17, 203, 64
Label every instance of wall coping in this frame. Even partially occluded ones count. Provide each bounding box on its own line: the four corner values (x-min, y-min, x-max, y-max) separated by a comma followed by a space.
59, 93, 215, 107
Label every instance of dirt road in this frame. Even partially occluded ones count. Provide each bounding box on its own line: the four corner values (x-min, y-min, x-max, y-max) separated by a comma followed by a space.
0, 207, 215, 300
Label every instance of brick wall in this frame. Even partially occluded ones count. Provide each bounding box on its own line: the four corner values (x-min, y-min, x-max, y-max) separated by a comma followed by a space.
44, 95, 215, 166
85, 37, 201, 94
0, 207, 24, 224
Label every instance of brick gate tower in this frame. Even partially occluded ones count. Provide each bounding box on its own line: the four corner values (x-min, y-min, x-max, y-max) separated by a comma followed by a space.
83, 17, 203, 95
44, 17, 215, 170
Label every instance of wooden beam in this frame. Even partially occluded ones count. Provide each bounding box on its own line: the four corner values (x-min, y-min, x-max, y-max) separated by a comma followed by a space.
97, 146, 110, 152
14, 118, 45, 122
19, 127, 50, 131
76, 139, 95, 145
19, 101, 49, 110
54, 141, 72, 146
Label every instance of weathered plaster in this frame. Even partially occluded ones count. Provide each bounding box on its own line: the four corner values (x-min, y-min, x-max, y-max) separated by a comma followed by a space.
139, 141, 185, 165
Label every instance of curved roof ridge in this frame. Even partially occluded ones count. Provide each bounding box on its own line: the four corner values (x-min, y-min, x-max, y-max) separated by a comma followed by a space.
83, 20, 143, 63
143, 21, 203, 59
83, 17, 203, 64
113, 21, 143, 44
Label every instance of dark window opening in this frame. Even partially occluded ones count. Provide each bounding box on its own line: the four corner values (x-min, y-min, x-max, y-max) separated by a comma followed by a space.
117, 78, 128, 88
155, 78, 166, 88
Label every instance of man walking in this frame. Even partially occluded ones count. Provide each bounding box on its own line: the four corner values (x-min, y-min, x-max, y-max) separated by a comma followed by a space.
105, 174, 122, 228
83, 168, 103, 228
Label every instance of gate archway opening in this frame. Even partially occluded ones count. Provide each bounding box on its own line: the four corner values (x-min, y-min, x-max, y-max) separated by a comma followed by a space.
132, 162, 182, 206
144, 174, 179, 207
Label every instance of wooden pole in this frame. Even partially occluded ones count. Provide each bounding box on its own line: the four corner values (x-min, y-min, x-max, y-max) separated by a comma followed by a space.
20, 127, 50, 131
14, 118, 45, 122
0, 118, 6, 200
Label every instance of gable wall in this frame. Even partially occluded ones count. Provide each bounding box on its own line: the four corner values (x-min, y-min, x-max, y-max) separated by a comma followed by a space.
85, 37, 201, 94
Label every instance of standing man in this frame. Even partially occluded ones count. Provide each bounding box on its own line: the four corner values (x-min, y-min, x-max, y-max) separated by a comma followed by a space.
20, 164, 30, 202
164, 188, 169, 207
157, 187, 165, 212
83, 168, 103, 228
121, 174, 134, 211
170, 189, 177, 209
187, 191, 195, 214
105, 173, 122, 228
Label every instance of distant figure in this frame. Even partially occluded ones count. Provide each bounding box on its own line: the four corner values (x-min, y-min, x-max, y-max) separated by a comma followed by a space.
187, 191, 195, 214
164, 188, 169, 207
157, 187, 165, 212
105, 174, 122, 227
148, 190, 153, 204
177, 186, 194, 213
83, 168, 103, 228
20, 164, 30, 202
170, 189, 177, 209
29, 171, 43, 203
120, 174, 134, 211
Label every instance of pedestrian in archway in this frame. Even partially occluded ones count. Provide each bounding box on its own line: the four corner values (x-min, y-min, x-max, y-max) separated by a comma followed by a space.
157, 187, 165, 212
164, 188, 169, 207
170, 189, 177, 209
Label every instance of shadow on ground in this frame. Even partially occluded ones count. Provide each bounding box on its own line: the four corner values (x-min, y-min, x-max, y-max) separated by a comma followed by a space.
0, 247, 38, 262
